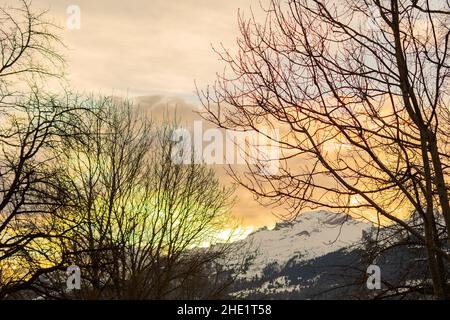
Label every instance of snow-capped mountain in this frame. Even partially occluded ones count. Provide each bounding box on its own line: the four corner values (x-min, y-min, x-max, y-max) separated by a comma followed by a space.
232, 210, 372, 280
224, 210, 432, 299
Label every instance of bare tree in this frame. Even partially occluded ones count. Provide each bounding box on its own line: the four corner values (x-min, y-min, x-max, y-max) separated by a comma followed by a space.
199, 0, 450, 299
45, 97, 237, 299
0, 0, 64, 95
0, 1, 78, 298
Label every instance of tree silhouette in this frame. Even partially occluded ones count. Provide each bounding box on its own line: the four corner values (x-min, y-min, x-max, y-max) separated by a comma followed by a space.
199, 0, 450, 299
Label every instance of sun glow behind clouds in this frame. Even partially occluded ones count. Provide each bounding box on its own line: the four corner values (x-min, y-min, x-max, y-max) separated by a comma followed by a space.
197, 225, 256, 248
217, 226, 255, 242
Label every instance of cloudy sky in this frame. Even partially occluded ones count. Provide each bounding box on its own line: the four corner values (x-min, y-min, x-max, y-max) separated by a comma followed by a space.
34, 0, 260, 98
31, 0, 276, 228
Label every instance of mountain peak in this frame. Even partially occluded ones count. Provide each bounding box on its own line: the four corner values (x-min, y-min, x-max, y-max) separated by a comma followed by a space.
234, 210, 372, 279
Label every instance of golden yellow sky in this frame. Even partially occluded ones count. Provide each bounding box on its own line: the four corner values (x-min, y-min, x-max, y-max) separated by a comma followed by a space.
30, 0, 277, 228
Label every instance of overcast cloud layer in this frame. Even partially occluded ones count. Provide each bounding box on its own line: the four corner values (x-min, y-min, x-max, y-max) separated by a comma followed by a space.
30, 0, 274, 228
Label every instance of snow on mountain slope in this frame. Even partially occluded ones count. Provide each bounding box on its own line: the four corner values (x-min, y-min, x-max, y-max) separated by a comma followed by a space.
234, 210, 372, 279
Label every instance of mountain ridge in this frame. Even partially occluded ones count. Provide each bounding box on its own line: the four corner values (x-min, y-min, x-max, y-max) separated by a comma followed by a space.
230, 210, 372, 280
